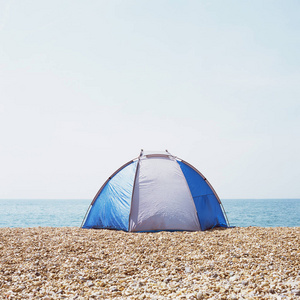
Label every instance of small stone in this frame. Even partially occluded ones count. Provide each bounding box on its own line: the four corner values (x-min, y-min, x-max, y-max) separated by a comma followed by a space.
230, 293, 237, 300
196, 291, 204, 299
292, 289, 300, 296
86, 281, 94, 287
110, 286, 118, 292
14, 285, 26, 292
229, 275, 239, 282
269, 288, 275, 294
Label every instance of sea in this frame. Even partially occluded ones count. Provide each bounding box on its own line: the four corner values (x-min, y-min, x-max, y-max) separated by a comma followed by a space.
0, 199, 299, 228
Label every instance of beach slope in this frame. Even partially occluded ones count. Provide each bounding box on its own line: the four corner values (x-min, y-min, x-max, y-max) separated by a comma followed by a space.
0, 227, 299, 299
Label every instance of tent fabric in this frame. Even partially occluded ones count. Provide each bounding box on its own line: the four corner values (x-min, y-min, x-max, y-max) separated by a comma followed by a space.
142, 150, 170, 157
82, 150, 229, 231
129, 156, 200, 232
177, 161, 227, 230
83, 161, 137, 231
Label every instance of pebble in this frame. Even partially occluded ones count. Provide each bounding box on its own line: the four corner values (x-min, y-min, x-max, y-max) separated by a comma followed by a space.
86, 281, 94, 287
0, 227, 299, 299
293, 289, 300, 295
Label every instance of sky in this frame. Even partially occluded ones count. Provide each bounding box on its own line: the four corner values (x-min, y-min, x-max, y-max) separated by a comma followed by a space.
0, 0, 299, 199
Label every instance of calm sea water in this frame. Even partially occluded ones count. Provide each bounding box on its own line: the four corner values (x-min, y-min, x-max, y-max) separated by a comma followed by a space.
0, 199, 299, 228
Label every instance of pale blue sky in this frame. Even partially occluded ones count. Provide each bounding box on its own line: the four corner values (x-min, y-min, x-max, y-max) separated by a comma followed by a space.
0, 1, 299, 199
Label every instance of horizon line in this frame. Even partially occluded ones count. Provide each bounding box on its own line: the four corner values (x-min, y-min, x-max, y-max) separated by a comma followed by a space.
0, 198, 299, 201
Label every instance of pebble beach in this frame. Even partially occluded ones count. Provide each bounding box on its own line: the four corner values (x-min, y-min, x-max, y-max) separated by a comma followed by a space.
0, 227, 299, 299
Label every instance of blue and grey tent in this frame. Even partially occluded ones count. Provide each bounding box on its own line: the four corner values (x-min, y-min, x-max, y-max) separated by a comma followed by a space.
81, 150, 229, 231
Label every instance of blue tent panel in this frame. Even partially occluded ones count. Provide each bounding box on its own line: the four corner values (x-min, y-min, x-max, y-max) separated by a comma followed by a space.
82, 161, 138, 231
193, 194, 227, 230
177, 161, 227, 230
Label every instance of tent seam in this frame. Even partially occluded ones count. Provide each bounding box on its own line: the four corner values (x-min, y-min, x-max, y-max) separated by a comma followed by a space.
175, 159, 202, 231
127, 150, 143, 232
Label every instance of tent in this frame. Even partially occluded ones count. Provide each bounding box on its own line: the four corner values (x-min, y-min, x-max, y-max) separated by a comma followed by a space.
81, 150, 229, 231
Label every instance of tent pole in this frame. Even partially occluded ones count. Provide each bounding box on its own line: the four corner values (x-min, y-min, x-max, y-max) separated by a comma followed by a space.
220, 202, 230, 227
80, 205, 92, 228
127, 149, 143, 232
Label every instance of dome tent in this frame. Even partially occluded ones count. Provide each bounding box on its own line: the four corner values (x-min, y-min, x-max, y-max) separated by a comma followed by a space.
81, 150, 229, 231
